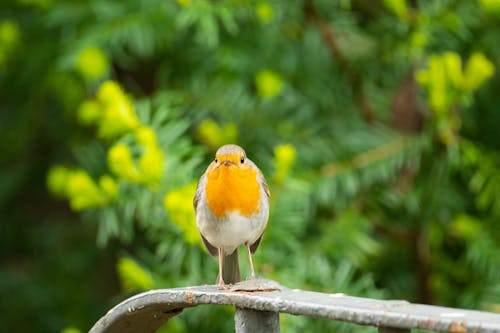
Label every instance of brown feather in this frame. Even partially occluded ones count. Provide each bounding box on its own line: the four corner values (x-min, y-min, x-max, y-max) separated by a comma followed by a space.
249, 235, 263, 254
200, 233, 218, 257
193, 174, 204, 211
221, 249, 241, 284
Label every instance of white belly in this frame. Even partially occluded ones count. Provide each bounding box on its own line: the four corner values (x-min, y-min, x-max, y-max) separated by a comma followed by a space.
196, 203, 269, 255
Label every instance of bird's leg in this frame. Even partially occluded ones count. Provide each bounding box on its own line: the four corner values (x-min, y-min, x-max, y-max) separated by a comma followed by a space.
217, 247, 227, 289
245, 243, 256, 279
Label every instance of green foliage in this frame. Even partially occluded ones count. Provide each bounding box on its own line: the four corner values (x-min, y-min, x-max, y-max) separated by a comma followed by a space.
61, 327, 81, 333
117, 257, 155, 292
2, 0, 500, 332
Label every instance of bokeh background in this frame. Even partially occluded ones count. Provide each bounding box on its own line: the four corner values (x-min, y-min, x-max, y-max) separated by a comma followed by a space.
2, 0, 500, 332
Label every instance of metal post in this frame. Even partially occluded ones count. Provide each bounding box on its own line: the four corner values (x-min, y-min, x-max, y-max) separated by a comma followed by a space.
378, 327, 411, 333
234, 308, 280, 333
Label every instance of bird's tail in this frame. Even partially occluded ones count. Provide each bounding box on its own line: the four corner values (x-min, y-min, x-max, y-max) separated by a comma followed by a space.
220, 249, 241, 284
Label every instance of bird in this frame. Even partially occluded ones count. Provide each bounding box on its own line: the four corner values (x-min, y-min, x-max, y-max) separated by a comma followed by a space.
193, 144, 270, 288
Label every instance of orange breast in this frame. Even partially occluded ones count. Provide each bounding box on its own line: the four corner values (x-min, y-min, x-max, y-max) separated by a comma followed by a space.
205, 165, 261, 218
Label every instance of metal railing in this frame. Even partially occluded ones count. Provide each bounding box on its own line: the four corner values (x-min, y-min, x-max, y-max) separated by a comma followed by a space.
90, 278, 500, 333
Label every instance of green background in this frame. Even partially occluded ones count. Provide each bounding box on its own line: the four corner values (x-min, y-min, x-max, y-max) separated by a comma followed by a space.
1, 0, 500, 332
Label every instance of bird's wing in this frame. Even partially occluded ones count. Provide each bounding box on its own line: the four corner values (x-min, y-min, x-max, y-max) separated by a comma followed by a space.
200, 233, 218, 257
249, 234, 263, 254
193, 173, 205, 211
193, 172, 218, 257
260, 171, 270, 199
249, 162, 270, 254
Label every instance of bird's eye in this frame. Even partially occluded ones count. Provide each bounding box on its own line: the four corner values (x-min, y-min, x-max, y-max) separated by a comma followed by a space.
240, 157, 245, 164
214, 158, 218, 163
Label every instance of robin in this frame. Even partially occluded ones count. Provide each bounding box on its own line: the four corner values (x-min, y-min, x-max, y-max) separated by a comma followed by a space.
193, 144, 270, 288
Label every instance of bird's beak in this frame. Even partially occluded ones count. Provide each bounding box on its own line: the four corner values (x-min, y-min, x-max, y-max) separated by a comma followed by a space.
223, 160, 234, 166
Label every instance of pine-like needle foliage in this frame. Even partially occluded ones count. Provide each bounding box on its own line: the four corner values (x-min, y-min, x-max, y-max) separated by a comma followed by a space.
1, 1, 500, 332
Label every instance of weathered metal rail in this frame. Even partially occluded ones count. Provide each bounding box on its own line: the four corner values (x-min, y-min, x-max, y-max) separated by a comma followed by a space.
90, 279, 500, 333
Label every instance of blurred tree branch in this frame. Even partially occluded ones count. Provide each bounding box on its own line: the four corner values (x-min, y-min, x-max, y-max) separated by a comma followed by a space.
303, 0, 375, 124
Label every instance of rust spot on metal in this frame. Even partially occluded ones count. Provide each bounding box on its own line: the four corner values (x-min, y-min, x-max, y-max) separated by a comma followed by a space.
419, 319, 436, 329
184, 291, 193, 304
449, 321, 467, 333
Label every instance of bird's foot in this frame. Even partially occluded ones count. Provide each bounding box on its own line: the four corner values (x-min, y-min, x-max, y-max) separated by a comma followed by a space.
217, 278, 230, 290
